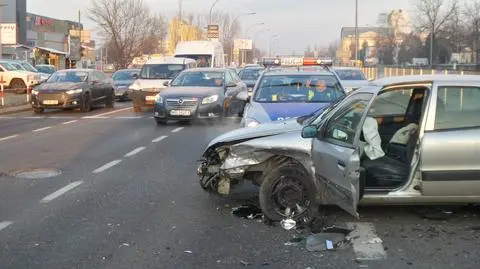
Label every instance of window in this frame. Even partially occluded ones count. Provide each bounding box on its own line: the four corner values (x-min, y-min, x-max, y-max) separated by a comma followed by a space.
225, 72, 234, 85
435, 86, 480, 130
171, 71, 224, 87
325, 98, 370, 145
231, 71, 241, 83
369, 89, 412, 116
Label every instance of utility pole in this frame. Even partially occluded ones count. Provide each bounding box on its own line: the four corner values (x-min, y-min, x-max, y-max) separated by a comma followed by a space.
78, 9, 82, 68
429, 30, 434, 68
354, 0, 358, 66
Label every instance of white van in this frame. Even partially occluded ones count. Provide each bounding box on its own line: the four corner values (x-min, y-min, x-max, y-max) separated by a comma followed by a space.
174, 41, 225, 68
129, 57, 197, 112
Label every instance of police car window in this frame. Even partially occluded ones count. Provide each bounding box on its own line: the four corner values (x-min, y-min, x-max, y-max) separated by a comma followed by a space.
253, 75, 345, 103
435, 86, 480, 130
171, 71, 224, 87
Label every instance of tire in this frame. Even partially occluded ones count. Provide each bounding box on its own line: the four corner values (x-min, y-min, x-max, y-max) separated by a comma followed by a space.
33, 108, 44, 114
155, 118, 167, 125
259, 163, 317, 222
10, 79, 27, 94
105, 90, 114, 108
133, 105, 142, 112
80, 93, 92, 113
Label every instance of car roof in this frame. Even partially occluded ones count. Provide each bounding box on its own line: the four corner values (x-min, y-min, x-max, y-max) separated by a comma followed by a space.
57, 68, 95, 73
262, 69, 335, 77
184, 67, 230, 72
355, 75, 480, 94
145, 57, 196, 65
114, 69, 140, 73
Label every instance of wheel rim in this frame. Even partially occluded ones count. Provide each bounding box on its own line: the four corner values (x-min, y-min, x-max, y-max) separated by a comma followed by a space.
271, 175, 311, 218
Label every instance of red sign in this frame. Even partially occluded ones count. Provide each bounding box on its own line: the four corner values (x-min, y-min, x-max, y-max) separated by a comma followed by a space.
35, 17, 54, 27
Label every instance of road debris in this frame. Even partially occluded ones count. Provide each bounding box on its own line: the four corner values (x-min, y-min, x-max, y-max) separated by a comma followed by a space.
239, 259, 250, 266
284, 236, 304, 246
306, 233, 345, 252
280, 218, 296, 230
119, 243, 130, 248
184, 250, 193, 254
325, 240, 334, 250
232, 204, 263, 220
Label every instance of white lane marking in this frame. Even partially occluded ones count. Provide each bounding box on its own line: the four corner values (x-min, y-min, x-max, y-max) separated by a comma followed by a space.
40, 181, 83, 203
171, 127, 184, 133
0, 134, 19, 142
347, 222, 387, 261
48, 116, 77, 119
62, 120, 78, 125
115, 116, 144, 119
0, 116, 15, 119
92, 107, 132, 117
92, 159, 122, 174
124, 146, 146, 157
152, 135, 168, 143
25, 116, 45, 119
0, 221, 13, 231
82, 116, 110, 119
149, 116, 154, 119
32, 126, 52, 132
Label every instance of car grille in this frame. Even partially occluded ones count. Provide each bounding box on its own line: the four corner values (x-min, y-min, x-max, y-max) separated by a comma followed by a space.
38, 93, 66, 102
166, 98, 198, 109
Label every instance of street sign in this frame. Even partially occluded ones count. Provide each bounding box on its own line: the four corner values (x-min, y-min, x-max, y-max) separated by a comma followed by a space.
207, 24, 219, 39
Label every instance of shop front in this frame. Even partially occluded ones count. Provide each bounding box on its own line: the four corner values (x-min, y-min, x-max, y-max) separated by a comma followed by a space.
33, 46, 67, 70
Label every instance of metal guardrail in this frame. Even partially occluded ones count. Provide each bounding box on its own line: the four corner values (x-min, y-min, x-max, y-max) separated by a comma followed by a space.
359, 67, 480, 80
0, 85, 32, 108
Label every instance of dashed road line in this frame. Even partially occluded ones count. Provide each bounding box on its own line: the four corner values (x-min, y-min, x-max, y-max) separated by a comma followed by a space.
62, 120, 78, 125
0, 134, 19, 142
0, 221, 13, 231
92, 107, 133, 117
152, 135, 168, 143
171, 127, 184, 133
32, 126, 52, 132
0, 116, 15, 119
82, 116, 110, 119
115, 116, 144, 119
40, 181, 83, 203
124, 146, 146, 157
93, 159, 122, 174
347, 222, 387, 261
48, 116, 77, 119
25, 116, 45, 119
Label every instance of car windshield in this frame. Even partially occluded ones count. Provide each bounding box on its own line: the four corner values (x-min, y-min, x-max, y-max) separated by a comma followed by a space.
0, 62, 19, 71
140, 64, 184, 79
11, 63, 25, 70
335, 69, 366, 80
175, 54, 212, 67
19, 62, 38, 72
171, 71, 224, 87
113, 71, 138, 81
47, 71, 88, 83
253, 74, 345, 103
36, 65, 56, 74
239, 68, 263, 81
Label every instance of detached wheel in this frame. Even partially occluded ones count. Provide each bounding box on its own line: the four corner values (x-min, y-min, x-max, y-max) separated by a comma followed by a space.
80, 93, 92, 113
11, 79, 27, 94
33, 108, 44, 114
259, 163, 317, 221
105, 90, 114, 108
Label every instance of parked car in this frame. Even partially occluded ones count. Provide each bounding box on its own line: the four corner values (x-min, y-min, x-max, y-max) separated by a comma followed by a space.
10, 60, 50, 82
198, 74, 480, 221
333, 67, 369, 93
31, 69, 114, 113
129, 57, 197, 112
112, 69, 140, 101
35, 64, 57, 75
0, 60, 42, 93
153, 68, 247, 125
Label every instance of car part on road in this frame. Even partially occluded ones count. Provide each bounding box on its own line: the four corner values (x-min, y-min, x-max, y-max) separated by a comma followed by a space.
80, 94, 92, 113
231, 204, 263, 220
305, 233, 346, 252
105, 90, 114, 108
33, 107, 44, 114
10, 168, 62, 179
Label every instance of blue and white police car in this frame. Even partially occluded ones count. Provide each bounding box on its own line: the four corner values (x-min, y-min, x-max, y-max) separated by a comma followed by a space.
237, 58, 347, 128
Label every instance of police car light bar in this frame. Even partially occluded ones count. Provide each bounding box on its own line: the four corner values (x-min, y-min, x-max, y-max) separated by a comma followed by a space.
303, 58, 333, 66
262, 58, 281, 66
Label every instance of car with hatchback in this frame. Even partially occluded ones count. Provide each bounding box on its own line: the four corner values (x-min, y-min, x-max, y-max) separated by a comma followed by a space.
112, 69, 140, 101
333, 67, 369, 93
153, 68, 247, 125
31, 69, 114, 113
198, 74, 480, 222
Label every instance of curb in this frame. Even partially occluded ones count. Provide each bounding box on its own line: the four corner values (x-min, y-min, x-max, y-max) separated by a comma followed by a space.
0, 105, 32, 115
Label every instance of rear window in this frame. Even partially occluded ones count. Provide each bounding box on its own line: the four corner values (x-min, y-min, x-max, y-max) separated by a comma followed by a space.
335, 69, 366, 81
140, 64, 185, 79
435, 86, 480, 130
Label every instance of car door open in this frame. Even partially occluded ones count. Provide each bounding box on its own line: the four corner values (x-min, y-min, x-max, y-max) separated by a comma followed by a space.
306, 93, 373, 218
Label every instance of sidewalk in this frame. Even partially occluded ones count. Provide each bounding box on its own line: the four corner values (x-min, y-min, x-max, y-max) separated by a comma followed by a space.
0, 92, 31, 115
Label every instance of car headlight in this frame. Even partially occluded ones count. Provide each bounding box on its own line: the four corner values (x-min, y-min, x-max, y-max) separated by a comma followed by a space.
129, 83, 141, 91
245, 118, 260, 128
202, 94, 219, 104
31, 89, 39, 95
66, 89, 83, 95
155, 94, 163, 103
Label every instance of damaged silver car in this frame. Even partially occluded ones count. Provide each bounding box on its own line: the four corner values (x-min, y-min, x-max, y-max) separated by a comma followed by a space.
199, 75, 480, 221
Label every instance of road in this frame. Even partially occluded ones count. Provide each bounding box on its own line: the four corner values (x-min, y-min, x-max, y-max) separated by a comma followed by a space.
0, 102, 479, 269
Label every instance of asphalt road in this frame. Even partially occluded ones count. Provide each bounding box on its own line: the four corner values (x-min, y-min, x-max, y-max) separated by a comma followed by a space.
0, 102, 479, 269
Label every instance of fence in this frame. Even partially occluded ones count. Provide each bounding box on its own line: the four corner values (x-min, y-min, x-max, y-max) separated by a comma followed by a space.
0, 84, 32, 109
359, 67, 480, 80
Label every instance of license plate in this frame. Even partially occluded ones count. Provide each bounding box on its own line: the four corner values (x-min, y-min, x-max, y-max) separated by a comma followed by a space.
43, 100, 59, 105
170, 110, 191, 116
145, 96, 156, 101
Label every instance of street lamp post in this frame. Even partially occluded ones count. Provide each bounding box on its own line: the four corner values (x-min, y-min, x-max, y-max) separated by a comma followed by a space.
209, 0, 221, 25
252, 28, 270, 61
354, 0, 359, 66
229, 12, 256, 65
243, 22, 264, 65
268, 34, 279, 57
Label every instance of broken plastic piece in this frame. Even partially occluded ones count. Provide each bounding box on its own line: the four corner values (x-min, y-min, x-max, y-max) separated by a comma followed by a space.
326, 240, 334, 250
240, 259, 250, 266
280, 218, 296, 230
184, 250, 193, 254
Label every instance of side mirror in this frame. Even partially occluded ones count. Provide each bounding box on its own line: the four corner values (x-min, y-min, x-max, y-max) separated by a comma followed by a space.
226, 82, 237, 88
132, 73, 139, 79
236, 90, 249, 102
301, 125, 318, 138
163, 81, 170, 86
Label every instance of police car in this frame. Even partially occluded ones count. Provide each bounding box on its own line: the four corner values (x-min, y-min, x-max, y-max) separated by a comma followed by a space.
236, 58, 347, 127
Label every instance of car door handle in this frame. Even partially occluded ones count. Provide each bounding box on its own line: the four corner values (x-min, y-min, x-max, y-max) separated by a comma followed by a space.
337, 161, 346, 170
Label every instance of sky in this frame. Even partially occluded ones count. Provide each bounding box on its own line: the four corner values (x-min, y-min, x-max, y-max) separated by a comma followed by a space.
27, 0, 417, 54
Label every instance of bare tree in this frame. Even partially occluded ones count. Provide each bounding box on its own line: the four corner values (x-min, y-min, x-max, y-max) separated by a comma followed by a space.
463, 0, 480, 63
415, 0, 458, 66
88, 0, 154, 68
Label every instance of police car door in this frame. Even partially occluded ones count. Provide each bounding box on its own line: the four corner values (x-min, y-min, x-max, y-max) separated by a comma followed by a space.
311, 92, 374, 217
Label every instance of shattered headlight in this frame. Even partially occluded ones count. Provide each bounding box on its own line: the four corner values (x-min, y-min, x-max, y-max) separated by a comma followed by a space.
244, 118, 260, 128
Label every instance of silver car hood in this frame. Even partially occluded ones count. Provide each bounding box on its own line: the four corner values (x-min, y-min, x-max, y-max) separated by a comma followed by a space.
205, 118, 303, 150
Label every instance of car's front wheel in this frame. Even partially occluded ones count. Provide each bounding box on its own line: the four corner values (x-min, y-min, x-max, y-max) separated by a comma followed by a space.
80, 93, 92, 113
259, 163, 317, 222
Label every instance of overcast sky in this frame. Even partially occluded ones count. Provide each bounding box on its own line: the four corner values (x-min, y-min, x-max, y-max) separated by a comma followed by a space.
27, 0, 417, 53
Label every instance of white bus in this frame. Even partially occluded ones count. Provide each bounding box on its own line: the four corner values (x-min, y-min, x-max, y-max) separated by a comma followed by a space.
174, 41, 225, 68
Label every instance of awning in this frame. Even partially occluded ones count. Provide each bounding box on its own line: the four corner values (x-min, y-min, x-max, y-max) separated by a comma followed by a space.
35, 46, 67, 55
